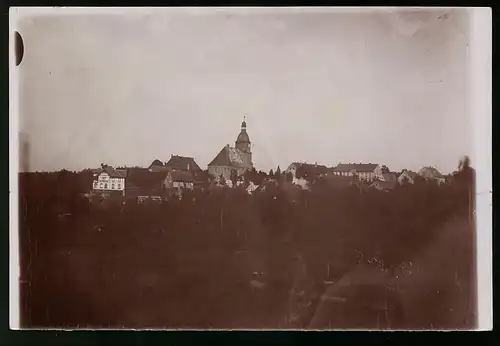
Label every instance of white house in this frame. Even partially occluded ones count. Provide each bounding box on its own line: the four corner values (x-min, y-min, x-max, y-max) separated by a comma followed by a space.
92, 165, 127, 196
331, 163, 382, 182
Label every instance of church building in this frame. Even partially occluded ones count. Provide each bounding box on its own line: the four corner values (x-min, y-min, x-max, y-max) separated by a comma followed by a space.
208, 118, 253, 181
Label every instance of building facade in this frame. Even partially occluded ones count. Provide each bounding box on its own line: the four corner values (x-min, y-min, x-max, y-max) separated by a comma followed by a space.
208, 118, 253, 181
164, 170, 194, 190
92, 165, 127, 196
332, 163, 382, 182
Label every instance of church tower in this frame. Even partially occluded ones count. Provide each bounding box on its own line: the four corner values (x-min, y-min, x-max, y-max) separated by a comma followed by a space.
235, 117, 253, 169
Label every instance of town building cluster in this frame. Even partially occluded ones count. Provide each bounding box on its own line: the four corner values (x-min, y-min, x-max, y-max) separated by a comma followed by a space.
91, 118, 450, 200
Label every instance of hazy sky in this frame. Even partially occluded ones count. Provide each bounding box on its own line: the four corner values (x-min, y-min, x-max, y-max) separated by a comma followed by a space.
17, 8, 472, 173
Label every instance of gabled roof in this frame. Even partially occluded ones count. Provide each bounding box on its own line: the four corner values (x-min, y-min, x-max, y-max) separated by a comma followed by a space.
208, 145, 246, 168
288, 162, 329, 175
93, 166, 127, 178
165, 155, 201, 171
169, 170, 194, 182
126, 167, 167, 189
381, 172, 397, 182
399, 170, 418, 180
149, 159, 164, 167
333, 163, 379, 173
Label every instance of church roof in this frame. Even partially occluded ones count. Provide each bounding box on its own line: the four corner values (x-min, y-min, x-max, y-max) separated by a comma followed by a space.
236, 130, 250, 143
236, 118, 250, 144
165, 155, 201, 171
208, 145, 246, 168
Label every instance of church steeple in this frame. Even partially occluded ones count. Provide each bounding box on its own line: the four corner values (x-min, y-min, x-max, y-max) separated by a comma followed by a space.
234, 116, 253, 168
235, 116, 251, 153
241, 116, 247, 131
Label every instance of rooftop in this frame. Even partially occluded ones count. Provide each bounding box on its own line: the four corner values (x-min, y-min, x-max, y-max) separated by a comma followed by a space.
208, 145, 246, 168
93, 165, 127, 178
165, 155, 201, 171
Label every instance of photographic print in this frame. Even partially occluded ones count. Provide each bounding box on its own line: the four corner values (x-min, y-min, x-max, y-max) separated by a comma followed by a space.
10, 7, 491, 330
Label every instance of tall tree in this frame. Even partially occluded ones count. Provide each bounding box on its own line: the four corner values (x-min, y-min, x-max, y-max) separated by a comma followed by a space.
269, 169, 274, 179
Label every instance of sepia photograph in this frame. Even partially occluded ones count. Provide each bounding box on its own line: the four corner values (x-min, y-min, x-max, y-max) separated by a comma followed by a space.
10, 7, 491, 330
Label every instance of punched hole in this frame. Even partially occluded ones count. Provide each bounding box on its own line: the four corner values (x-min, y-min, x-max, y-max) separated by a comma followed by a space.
15, 31, 24, 66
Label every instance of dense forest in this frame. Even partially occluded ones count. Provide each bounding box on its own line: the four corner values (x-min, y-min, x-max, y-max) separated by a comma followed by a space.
18, 159, 476, 329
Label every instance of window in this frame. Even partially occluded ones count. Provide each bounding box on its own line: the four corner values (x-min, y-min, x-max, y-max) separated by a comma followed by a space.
104, 183, 108, 189
118, 184, 121, 189
111, 184, 115, 189
100, 183, 103, 188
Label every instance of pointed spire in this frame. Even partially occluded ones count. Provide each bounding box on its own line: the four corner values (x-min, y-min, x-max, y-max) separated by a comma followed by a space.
241, 115, 247, 130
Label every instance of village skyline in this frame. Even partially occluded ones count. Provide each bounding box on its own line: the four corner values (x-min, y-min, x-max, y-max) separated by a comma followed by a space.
17, 8, 472, 174
12, 7, 490, 331
20, 117, 470, 176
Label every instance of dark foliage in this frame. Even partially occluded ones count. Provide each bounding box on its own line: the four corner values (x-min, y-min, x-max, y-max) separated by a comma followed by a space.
18, 166, 476, 329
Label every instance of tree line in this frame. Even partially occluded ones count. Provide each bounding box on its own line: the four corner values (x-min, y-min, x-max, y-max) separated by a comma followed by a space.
18, 157, 476, 328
